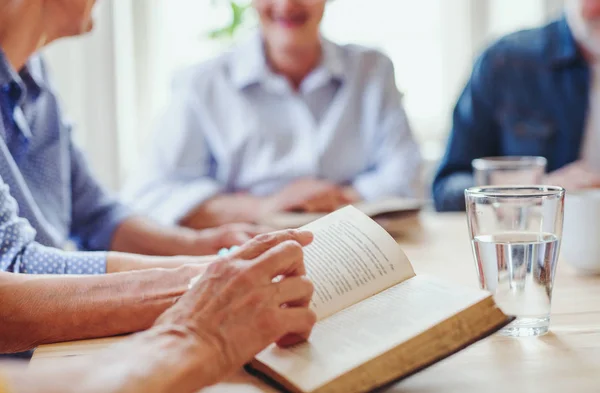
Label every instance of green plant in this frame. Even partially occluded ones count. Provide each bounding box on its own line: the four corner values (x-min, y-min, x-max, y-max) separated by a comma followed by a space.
208, 0, 253, 40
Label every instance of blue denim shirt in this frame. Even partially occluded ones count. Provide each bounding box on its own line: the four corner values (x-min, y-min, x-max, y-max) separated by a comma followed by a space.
433, 16, 589, 211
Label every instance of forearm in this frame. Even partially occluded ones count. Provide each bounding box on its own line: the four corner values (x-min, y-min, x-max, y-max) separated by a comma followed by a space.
2, 326, 218, 393
106, 251, 215, 273
0, 266, 203, 353
110, 216, 209, 256
180, 194, 262, 230
180, 205, 236, 230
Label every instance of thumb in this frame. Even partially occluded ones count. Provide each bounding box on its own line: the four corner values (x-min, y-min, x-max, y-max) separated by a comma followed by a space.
235, 230, 313, 260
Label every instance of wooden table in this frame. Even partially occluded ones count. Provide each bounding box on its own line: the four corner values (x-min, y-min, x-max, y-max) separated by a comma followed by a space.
31, 213, 600, 392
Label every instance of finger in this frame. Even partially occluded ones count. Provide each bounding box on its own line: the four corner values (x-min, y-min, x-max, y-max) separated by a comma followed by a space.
275, 308, 318, 348
308, 195, 333, 213
326, 193, 343, 211
336, 193, 351, 206
277, 333, 307, 347
252, 240, 307, 280
570, 174, 591, 190
222, 231, 253, 247
340, 187, 359, 204
302, 195, 332, 213
235, 230, 313, 260
283, 202, 308, 213
302, 201, 319, 213
338, 188, 356, 205
585, 175, 600, 188
271, 276, 314, 307
325, 190, 345, 209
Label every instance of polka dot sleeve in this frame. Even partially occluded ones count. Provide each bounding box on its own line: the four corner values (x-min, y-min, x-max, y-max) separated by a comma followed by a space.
18, 243, 107, 275
0, 178, 107, 274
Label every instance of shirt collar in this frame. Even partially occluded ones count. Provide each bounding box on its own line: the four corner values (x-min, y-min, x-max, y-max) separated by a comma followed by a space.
229, 31, 347, 90
0, 47, 23, 89
21, 56, 46, 92
548, 15, 586, 68
320, 38, 346, 80
229, 32, 268, 89
0, 47, 45, 101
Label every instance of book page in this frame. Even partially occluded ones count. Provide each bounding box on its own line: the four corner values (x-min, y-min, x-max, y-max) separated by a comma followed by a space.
300, 206, 415, 320
255, 275, 490, 393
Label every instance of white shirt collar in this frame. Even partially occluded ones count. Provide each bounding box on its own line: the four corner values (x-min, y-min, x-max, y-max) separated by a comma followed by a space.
229, 31, 347, 90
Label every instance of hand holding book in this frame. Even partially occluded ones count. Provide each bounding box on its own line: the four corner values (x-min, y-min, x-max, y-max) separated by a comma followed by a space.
250, 206, 511, 393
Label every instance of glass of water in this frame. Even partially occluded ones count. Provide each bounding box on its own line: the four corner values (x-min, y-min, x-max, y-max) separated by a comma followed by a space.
472, 156, 547, 186
465, 186, 565, 337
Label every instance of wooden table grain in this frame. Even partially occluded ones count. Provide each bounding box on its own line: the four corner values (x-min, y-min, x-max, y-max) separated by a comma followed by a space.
31, 212, 600, 392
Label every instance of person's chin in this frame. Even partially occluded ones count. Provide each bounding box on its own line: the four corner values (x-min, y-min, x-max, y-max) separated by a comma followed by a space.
270, 37, 302, 53
56, 20, 94, 39
271, 29, 309, 46
81, 19, 95, 34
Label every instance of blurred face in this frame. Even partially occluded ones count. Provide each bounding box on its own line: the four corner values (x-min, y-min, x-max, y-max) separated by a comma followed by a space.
43, 0, 97, 40
566, 0, 600, 56
252, 0, 326, 51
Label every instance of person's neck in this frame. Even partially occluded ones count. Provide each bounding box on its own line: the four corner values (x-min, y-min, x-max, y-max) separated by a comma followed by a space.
0, 4, 47, 72
266, 40, 322, 90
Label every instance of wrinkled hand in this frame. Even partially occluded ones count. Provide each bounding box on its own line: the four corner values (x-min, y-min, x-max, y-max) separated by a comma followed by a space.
268, 178, 354, 213
155, 229, 316, 385
192, 223, 272, 255
543, 161, 600, 190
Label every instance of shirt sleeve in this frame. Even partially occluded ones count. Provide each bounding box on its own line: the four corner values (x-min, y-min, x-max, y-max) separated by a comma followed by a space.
121, 76, 223, 226
0, 177, 107, 275
432, 48, 501, 212
35, 56, 132, 252
351, 54, 422, 200
68, 136, 132, 251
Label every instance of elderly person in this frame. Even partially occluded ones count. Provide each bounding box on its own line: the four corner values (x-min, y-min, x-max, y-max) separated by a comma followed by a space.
0, 0, 267, 353
0, 230, 317, 393
124, 0, 422, 230
0, 1, 264, 270
433, 0, 600, 211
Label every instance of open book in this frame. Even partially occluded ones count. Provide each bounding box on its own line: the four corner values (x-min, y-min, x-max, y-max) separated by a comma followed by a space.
259, 198, 423, 234
249, 206, 511, 393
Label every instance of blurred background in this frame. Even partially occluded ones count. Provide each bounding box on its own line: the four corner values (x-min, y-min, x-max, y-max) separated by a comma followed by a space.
42, 0, 563, 192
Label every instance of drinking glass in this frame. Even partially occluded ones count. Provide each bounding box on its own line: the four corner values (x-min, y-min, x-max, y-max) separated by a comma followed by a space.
472, 156, 547, 186
465, 186, 565, 337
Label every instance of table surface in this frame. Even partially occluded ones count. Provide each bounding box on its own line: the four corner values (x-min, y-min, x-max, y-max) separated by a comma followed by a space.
31, 212, 600, 393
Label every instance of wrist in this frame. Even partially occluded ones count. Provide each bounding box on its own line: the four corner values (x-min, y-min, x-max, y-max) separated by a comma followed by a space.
175, 263, 208, 284
148, 323, 230, 390
187, 194, 264, 228
177, 227, 214, 255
